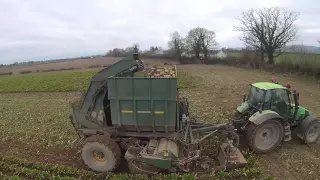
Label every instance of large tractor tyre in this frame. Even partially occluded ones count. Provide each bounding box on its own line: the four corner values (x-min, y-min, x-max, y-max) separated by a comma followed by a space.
246, 119, 284, 153
298, 117, 320, 144
81, 135, 121, 172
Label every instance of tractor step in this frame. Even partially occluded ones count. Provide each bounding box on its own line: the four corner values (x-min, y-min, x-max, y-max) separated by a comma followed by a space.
284, 123, 292, 142
284, 135, 292, 142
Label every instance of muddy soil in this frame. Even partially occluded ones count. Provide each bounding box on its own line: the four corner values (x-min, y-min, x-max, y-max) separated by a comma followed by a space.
0, 140, 83, 168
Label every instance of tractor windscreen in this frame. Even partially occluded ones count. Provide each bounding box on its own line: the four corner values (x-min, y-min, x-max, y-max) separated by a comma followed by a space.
247, 86, 265, 107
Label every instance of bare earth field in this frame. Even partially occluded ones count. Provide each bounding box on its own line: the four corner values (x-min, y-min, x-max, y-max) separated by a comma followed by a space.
0, 56, 178, 74
178, 65, 320, 180
0, 64, 319, 179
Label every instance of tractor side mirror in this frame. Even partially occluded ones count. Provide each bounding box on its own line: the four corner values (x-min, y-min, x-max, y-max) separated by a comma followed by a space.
293, 92, 299, 106
242, 95, 246, 102
285, 83, 291, 89
293, 90, 300, 101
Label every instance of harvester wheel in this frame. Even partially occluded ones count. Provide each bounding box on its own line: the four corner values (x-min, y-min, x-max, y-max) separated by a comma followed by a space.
81, 135, 121, 172
246, 119, 284, 153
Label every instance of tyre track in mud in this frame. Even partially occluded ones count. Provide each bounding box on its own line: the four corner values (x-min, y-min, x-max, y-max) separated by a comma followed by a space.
258, 152, 299, 180
257, 137, 320, 180
0, 140, 83, 168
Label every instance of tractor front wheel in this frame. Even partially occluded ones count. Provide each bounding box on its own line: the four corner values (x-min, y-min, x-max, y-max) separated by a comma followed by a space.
246, 119, 284, 153
303, 119, 320, 144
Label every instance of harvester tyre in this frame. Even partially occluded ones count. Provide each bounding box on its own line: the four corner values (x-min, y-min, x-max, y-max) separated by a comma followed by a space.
246, 119, 284, 153
81, 135, 121, 172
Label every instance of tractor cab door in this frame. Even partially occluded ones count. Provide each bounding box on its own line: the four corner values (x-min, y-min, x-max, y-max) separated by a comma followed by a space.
270, 89, 291, 120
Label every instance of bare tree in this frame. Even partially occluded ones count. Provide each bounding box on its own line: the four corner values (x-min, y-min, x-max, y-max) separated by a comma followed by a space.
185, 27, 217, 59
185, 29, 202, 58
234, 7, 300, 64
168, 31, 184, 60
106, 49, 113, 56
201, 29, 218, 59
125, 47, 134, 53
150, 46, 156, 51
109, 48, 125, 57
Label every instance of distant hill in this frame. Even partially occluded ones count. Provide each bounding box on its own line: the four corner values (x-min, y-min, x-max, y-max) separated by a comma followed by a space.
284, 45, 320, 54
224, 45, 320, 54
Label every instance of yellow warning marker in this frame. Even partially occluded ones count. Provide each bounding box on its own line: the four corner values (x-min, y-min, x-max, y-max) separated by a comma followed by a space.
121, 110, 133, 113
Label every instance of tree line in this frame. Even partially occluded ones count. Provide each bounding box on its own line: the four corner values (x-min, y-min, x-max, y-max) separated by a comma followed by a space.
103, 6, 319, 78
105, 43, 167, 57
167, 27, 218, 62
168, 7, 313, 66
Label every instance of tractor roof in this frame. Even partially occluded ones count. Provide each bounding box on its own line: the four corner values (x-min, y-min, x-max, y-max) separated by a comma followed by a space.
252, 82, 287, 90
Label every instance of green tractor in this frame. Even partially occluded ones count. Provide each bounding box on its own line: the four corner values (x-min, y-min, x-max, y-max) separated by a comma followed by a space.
233, 80, 320, 153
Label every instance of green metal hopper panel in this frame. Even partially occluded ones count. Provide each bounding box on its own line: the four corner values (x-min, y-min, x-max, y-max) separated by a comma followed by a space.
107, 77, 178, 132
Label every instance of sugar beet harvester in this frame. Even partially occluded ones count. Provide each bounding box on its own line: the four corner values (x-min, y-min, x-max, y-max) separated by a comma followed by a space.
69, 54, 247, 174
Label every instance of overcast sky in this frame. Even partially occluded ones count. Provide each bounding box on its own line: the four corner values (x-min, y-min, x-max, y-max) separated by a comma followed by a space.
0, 0, 319, 64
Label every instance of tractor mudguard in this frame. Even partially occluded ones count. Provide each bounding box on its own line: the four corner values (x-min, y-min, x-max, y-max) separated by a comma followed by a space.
248, 110, 283, 125
293, 106, 309, 121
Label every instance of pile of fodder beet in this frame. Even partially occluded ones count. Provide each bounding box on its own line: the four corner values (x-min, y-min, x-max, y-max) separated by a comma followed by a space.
69, 91, 85, 108
143, 67, 177, 78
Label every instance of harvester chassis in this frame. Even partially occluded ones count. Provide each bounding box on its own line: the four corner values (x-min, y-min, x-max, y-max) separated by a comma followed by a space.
122, 121, 246, 174
69, 54, 247, 174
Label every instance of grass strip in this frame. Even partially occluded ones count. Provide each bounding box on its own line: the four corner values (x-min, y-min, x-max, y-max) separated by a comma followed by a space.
0, 68, 194, 93
0, 151, 264, 180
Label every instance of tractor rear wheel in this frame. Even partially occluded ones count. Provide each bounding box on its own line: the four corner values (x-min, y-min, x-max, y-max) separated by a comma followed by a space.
246, 119, 284, 153
81, 135, 121, 172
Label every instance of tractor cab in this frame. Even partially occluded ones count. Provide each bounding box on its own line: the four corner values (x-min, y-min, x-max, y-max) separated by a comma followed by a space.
238, 82, 301, 123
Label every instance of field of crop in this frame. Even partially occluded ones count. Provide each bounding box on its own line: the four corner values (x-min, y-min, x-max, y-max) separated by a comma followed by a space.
0, 63, 319, 179
0, 70, 97, 92
0, 57, 179, 75
0, 69, 192, 93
